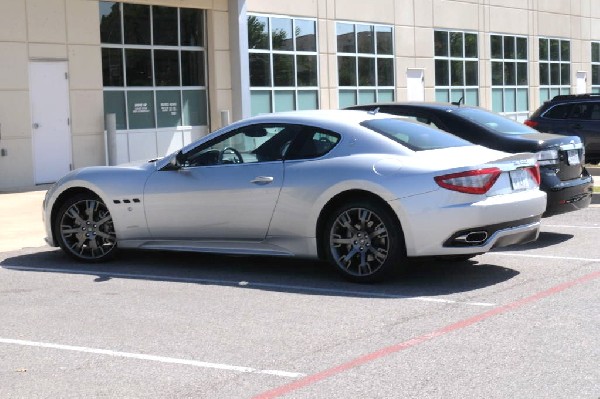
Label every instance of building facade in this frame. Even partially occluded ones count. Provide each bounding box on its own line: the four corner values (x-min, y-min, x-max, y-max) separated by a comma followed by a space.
1, 0, 600, 189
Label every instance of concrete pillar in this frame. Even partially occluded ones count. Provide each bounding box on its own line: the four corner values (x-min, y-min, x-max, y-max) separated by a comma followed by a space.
228, 0, 250, 121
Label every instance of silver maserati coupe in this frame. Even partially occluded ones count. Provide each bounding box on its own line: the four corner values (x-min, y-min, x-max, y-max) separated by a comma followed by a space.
43, 110, 547, 282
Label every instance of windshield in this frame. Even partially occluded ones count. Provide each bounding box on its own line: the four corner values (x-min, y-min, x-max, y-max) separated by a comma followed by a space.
455, 108, 536, 135
361, 118, 472, 151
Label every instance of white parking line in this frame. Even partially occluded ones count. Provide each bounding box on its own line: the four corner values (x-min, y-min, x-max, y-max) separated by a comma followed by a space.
490, 252, 600, 263
543, 224, 600, 229
0, 337, 305, 378
0, 266, 495, 307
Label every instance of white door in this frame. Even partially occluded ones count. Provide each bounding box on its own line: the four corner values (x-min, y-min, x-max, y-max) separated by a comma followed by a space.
30, 61, 72, 184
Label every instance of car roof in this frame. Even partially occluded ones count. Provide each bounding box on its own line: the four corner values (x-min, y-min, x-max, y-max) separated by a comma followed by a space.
350, 102, 478, 112
227, 109, 428, 132
544, 94, 600, 104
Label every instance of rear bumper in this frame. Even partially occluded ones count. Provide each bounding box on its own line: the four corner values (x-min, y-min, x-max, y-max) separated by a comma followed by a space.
541, 172, 593, 217
390, 189, 547, 257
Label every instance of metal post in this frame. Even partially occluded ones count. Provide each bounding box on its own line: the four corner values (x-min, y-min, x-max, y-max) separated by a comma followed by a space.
105, 113, 117, 166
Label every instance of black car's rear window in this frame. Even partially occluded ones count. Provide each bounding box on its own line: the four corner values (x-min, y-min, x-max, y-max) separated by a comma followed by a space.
454, 108, 535, 135
361, 118, 471, 151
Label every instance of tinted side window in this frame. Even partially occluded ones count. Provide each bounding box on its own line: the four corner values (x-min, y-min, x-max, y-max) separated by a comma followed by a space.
567, 103, 593, 120
361, 118, 471, 151
286, 127, 341, 160
182, 124, 299, 166
543, 104, 573, 119
590, 103, 600, 120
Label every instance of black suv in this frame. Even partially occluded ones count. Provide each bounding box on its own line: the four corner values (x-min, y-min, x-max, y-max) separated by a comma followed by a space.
525, 94, 600, 164
347, 102, 593, 216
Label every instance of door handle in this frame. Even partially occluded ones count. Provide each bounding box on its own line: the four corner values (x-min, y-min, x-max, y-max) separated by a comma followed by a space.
33, 123, 40, 129
250, 176, 274, 184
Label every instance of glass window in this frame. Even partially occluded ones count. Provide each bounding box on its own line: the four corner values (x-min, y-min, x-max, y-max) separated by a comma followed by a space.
181, 51, 205, 86
123, 4, 150, 45
248, 15, 269, 50
357, 25, 374, 54
273, 54, 295, 86
153, 6, 178, 46
272, 18, 293, 51
103, 91, 127, 129
434, 30, 479, 106
358, 57, 375, 86
297, 55, 318, 86
592, 42, 600, 91
338, 56, 356, 86
182, 90, 207, 126
127, 91, 155, 129
539, 37, 570, 100
102, 48, 123, 86
377, 58, 394, 86
337, 23, 355, 53
154, 50, 180, 86
435, 60, 449, 86
456, 108, 536, 135
295, 20, 316, 52
274, 91, 295, 112
490, 34, 529, 120
126, 49, 152, 86
183, 123, 336, 166
180, 8, 204, 46
156, 90, 182, 127
362, 118, 471, 151
376, 26, 393, 55
337, 22, 394, 105
434, 31, 448, 57
249, 53, 271, 87
100, 2, 208, 132
248, 14, 320, 115
99, 2, 121, 44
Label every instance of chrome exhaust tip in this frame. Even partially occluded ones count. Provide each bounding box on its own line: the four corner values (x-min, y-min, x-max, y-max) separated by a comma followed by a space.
454, 231, 488, 245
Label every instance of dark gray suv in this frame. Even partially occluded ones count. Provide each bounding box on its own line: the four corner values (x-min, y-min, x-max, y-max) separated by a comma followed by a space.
525, 94, 600, 164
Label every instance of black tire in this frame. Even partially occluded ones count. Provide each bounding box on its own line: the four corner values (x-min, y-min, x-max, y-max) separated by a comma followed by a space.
54, 193, 117, 262
323, 199, 406, 283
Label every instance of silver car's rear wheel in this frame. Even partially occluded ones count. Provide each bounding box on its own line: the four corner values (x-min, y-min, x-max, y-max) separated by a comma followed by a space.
325, 200, 405, 282
55, 194, 116, 262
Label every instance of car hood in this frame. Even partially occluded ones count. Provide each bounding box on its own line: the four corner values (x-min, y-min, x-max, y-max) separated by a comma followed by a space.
46, 161, 157, 206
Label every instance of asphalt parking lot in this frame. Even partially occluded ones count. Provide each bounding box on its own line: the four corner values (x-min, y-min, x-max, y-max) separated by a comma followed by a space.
0, 185, 599, 398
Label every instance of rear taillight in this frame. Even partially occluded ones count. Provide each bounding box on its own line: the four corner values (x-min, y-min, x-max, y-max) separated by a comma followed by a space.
535, 149, 559, 165
527, 164, 541, 185
434, 168, 502, 194
524, 119, 538, 128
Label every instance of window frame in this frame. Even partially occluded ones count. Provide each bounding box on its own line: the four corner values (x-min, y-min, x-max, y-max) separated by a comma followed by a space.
336, 20, 395, 107
247, 13, 320, 116
433, 29, 479, 106
490, 34, 529, 122
592, 42, 600, 94
100, 2, 209, 131
539, 37, 571, 102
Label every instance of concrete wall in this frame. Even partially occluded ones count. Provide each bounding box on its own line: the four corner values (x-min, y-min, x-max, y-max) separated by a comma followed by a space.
0, 0, 231, 190
248, 0, 600, 109
2, 0, 600, 189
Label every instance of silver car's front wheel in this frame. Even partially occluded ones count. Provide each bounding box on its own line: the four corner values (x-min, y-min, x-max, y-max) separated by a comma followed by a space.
55, 194, 117, 262
325, 200, 405, 282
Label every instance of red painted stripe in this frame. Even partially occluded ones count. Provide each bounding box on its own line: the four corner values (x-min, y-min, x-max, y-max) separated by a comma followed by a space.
253, 270, 600, 399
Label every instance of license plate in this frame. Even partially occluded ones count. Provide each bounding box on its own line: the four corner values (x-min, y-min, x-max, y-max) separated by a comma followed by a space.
567, 150, 580, 165
509, 169, 530, 191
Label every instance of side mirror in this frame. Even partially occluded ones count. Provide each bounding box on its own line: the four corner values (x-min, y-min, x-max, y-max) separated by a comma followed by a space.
162, 151, 184, 170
